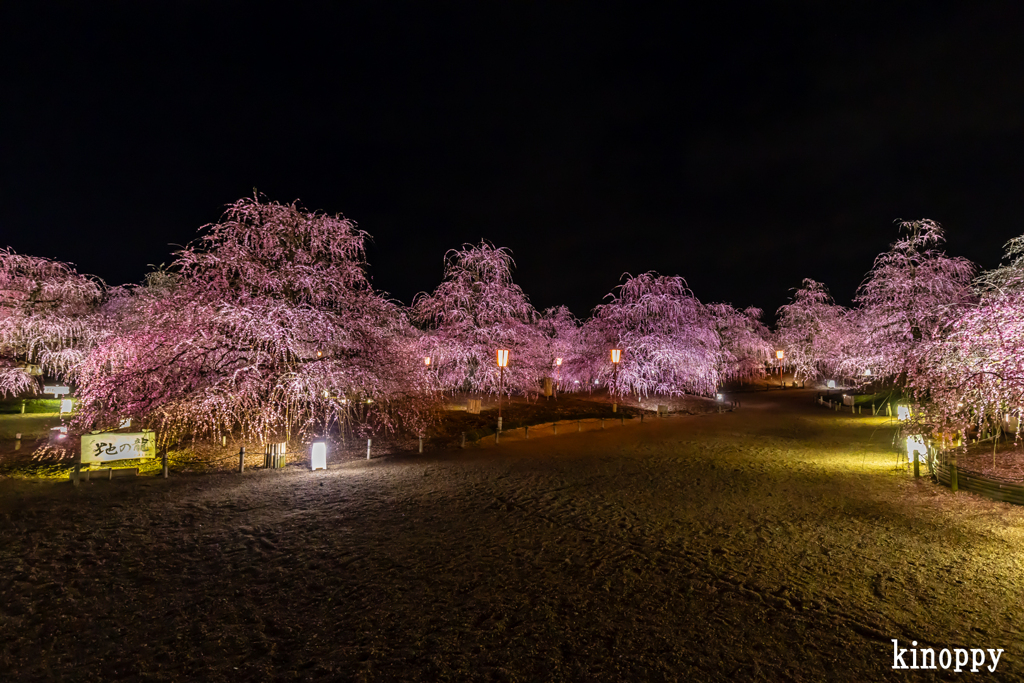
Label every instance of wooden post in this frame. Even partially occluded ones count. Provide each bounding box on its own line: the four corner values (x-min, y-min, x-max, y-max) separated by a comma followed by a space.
162, 449, 168, 479
621, 414, 624, 425
366, 438, 371, 459
601, 418, 604, 430
612, 403, 617, 413
949, 453, 959, 493
238, 446, 245, 473
73, 462, 81, 486
461, 432, 466, 448
886, 403, 892, 417
553, 422, 558, 435
20, 399, 26, 414
577, 420, 581, 432
525, 425, 529, 439
419, 436, 423, 453
872, 404, 876, 416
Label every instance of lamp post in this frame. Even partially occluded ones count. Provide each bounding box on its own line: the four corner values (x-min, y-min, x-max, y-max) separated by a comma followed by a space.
555, 357, 562, 398
611, 349, 621, 412
424, 356, 431, 367
497, 349, 509, 432
775, 350, 785, 387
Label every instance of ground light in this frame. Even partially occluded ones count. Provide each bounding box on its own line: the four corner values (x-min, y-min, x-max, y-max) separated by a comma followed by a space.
897, 405, 910, 421
311, 441, 327, 471
907, 435, 926, 478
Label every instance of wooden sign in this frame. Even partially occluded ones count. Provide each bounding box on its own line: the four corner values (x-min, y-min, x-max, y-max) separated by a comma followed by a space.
81, 431, 156, 464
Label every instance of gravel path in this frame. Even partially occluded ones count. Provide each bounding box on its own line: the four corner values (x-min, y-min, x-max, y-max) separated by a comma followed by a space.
2, 389, 1023, 681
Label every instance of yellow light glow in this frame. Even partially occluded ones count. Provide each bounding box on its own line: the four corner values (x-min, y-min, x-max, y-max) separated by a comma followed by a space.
776, 350, 784, 360
497, 349, 509, 367
316, 350, 323, 358
555, 357, 562, 366
424, 356, 431, 366
611, 349, 621, 364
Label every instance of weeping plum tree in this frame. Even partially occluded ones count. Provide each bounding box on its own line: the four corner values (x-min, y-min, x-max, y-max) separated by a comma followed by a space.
708, 303, 773, 382
775, 279, 856, 383
0, 249, 103, 397
583, 272, 720, 398
76, 197, 436, 445
856, 219, 975, 380
910, 234, 1024, 438
536, 305, 580, 392
412, 242, 545, 396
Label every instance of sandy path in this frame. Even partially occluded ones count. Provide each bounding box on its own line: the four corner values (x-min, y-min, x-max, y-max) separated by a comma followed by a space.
1, 389, 1023, 681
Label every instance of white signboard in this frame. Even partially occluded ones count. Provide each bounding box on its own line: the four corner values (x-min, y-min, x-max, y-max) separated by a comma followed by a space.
81, 431, 156, 464
43, 385, 70, 396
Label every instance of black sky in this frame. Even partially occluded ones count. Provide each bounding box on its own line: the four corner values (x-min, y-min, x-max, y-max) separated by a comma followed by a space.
2, 2, 1023, 322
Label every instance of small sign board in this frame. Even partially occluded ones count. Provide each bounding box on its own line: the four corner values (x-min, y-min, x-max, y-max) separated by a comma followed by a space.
81, 431, 156, 464
43, 385, 70, 396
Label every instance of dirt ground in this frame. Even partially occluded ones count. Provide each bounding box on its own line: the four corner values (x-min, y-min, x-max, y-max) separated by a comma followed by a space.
2, 388, 1024, 681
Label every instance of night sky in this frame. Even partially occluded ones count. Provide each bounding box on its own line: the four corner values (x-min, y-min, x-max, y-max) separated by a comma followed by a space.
3, 2, 1023, 322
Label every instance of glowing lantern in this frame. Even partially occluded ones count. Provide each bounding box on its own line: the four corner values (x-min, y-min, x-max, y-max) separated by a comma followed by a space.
611, 349, 621, 364
716, 393, 723, 401
555, 357, 562, 366
424, 356, 431, 366
60, 399, 74, 414
827, 380, 836, 389
775, 350, 784, 360
316, 350, 323, 358
496, 349, 510, 424
311, 441, 327, 471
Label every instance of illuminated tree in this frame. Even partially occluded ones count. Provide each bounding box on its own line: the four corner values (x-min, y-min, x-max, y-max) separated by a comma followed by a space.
909, 235, 1024, 438
536, 305, 580, 391
412, 242, 545, 396
583, 272, 720, 398
708, 303, 773, 382
775, 279, 855, 382
75, 196, 436, 444
855, 219, 975, 380
0, 249, 103, 397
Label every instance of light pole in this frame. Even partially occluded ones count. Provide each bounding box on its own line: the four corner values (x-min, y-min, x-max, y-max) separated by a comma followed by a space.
775, 349, 785, 388
611, 349, 621, 412
555, 357, 562, 398
497, 349, 509, 432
